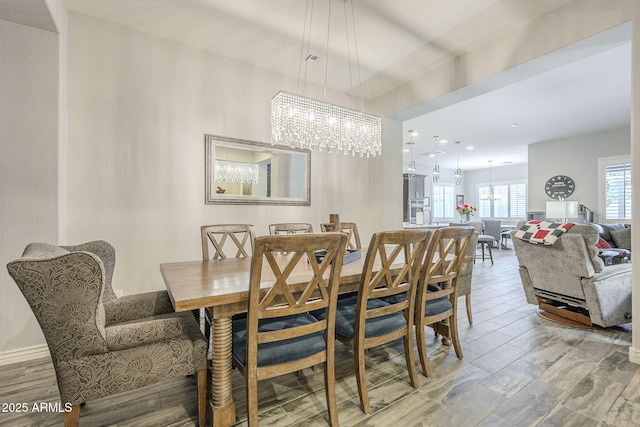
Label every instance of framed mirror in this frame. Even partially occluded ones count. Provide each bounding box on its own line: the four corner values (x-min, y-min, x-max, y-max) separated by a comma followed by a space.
205, 134, 311, 205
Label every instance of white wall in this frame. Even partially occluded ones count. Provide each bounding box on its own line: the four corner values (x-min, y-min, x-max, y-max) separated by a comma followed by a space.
0, 19, 59, 352
66, 12, 388, 296
528, 127, 630, 222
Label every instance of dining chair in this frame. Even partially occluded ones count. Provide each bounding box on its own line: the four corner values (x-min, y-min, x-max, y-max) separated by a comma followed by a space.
415, 226, 474, 377
231, 232, 348, 426
7, 241, 208, 427
320, 221, 362, 250
201, 224, 255, 260
268, 223, 314, 234
314, 229, 430, 413
457, 231, 479, 324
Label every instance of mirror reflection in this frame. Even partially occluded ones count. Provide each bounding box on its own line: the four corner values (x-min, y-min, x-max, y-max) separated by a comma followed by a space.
205, 135, 311, 205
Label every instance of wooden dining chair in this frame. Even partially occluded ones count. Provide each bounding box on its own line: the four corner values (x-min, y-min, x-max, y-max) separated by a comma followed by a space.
268, 223, 313, 234
201, 224, 255, 260
320, 221, 362, 250
231, 232, 348, 426
415, 226, 474, 377
314, 229, 430, 413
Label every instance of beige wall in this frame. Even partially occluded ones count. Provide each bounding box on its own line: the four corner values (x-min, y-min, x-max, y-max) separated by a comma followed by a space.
528, 126, 631, 223
65, 12, 389, 295
0, 18, 59, 351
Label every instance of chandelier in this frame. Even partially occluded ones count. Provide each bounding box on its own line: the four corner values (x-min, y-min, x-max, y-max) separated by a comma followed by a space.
214, 160, 259, 184
432, 136, 440, 183
270, 0, 382, 158
481, 160, 501, 201
406, 129, 416, 177
454, 141, 462, 185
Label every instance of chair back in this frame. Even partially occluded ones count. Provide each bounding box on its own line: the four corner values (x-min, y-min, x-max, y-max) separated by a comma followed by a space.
356, 229, 430, 343
245, 232, 347, 367
456, 231, 479, 297
418, 226, 474, 304
7, 243, 109, 363
268, 223, 313, 234
320, 221, 362, 250
201, 224, 255, 260
466, 221, 484, 233
483, 219, 502, 241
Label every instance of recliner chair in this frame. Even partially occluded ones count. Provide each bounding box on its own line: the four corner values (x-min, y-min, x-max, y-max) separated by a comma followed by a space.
511, 224, 632, 328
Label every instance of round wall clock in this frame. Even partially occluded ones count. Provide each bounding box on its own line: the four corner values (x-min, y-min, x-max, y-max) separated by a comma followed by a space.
545, 175, 575, 199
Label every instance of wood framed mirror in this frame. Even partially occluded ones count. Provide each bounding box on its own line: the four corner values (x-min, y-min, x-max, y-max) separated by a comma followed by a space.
205, 134, 311, 206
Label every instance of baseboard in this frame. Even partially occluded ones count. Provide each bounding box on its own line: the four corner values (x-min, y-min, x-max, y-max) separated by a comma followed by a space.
629, 346, 640, 365
0, 344, 50, 366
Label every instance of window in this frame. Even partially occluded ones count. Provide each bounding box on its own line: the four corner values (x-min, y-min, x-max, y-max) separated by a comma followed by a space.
600, 155, 631, 220
476, 181, 527, 219
432, 183, 455, 219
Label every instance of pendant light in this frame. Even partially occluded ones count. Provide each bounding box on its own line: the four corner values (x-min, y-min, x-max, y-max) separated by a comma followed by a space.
454, 141, 462, 185
481, 160, 501, 201
406, 129, 416, 177
432, 136, 440, 183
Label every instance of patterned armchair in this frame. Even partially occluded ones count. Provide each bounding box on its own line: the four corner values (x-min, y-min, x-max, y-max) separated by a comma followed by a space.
7, 240, 207, 427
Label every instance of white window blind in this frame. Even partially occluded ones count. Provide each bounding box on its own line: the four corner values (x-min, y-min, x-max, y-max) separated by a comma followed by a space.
433, 184, 455, 219
476, 181, 527, 219
604, 160, 631, 220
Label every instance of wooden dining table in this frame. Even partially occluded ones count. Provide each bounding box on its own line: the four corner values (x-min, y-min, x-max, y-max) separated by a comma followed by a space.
160, 250, 405, 427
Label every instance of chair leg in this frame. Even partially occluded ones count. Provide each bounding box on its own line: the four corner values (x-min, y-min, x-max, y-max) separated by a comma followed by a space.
416, 325, 432, 378
354, 346, 370, 413
324, 359, 339, 426
64, 405, 80, 427
197, 369, 207, 427
450, 313, 463, 360
246, 372, 259, 426
487, 244, 493, 265
403, 328, 420, 389
465, 294, 473, 324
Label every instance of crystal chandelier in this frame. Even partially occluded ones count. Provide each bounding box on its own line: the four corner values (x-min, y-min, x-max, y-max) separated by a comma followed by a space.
270, 0, 382, 158
214, 160, 259, 184
406, 129, 416, 177
432, 136, 440, 183
481, 160, 501, 201
454, 141, 462, 185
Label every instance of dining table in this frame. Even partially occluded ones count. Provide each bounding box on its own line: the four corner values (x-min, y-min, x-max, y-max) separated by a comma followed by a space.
160, 249, 406, 427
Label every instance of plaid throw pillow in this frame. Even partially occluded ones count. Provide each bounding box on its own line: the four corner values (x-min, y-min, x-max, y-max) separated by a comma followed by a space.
514, 220, 575, 245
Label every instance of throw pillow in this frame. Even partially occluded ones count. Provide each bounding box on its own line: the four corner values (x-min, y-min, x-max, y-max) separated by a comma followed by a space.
596, 236, 612, 249
610, 227, 631, 250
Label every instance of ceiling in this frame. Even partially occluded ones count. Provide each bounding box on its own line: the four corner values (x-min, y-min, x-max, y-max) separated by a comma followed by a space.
62, 0, 631, 171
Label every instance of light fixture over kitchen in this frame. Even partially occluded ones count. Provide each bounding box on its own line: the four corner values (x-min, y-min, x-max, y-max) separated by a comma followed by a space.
270, 0, 382, 158
480, 160, 501, 201
406, 129, 417, 177
454, 141, 462, 185
432, 136, 440, 183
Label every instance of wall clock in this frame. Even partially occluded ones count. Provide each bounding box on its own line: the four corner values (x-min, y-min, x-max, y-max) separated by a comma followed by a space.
545, 175, 575, 199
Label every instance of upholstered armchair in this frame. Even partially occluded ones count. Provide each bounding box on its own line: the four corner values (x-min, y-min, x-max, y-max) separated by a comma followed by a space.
7, 241, 207, 426
512, 224, 632, 328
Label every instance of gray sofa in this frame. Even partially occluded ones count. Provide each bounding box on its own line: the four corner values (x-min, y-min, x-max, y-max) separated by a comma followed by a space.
512, 223, 632, 328
592, 223, 631, 265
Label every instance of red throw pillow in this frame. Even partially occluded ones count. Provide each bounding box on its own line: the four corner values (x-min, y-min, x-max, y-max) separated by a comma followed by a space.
596, 236, 612, 249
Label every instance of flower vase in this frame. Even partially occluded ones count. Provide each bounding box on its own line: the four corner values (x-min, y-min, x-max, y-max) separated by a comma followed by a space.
461, 213, 470, 223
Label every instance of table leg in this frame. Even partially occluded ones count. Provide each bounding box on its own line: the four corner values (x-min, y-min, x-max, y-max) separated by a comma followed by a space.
210, 316, 236, 427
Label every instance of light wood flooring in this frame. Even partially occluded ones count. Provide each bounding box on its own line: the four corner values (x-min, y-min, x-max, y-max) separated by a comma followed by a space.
1, 248, 637, 426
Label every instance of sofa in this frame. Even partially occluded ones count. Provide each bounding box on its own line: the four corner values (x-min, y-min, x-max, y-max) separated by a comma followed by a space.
591, 223, 631, 265
512, 223, 632, 328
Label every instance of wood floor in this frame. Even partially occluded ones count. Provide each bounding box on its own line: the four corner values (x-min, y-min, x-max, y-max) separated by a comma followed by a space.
1, 248, 637, 427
